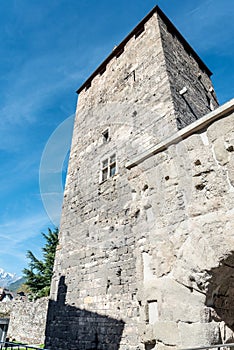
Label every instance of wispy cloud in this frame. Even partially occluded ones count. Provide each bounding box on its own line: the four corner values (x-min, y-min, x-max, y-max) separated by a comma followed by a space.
0, 55, 81, 125
0, 212, 52, 275
177, 0, 233, 54
0, 214, 47, 243
187, 0, 213, 16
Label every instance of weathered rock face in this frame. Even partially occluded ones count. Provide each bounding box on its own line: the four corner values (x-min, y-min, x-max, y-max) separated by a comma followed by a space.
130, 106, 234, 349
0, 298, 48, 344
46, 5, 233, 350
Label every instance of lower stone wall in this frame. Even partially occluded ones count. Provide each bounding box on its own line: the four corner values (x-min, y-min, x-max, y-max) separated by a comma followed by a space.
127, 105, 234, 348
0, 297, 48, 345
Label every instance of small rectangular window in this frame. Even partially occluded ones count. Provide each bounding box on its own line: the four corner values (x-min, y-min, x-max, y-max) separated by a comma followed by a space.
101, 154, 117, 182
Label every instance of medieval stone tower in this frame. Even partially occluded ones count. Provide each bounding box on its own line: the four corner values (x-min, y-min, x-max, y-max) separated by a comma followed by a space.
45, 6, 234, 350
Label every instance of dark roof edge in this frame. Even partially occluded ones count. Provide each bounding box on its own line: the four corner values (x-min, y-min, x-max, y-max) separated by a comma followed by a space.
77, 5, 212, 94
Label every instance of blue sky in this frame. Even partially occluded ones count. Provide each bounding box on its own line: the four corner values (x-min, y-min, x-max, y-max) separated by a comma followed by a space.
0, 0, 233, 276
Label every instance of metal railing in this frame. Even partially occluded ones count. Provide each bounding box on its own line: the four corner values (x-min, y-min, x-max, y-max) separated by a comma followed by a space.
182, 343, 234, 350
0, 342, 48, 350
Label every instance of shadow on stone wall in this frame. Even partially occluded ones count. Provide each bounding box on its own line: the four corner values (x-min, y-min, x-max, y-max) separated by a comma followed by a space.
45, 276, 125, 350
206, 253, 234, 333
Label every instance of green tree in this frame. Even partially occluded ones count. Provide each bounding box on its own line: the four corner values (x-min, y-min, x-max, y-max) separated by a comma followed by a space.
23, 227, 59, 299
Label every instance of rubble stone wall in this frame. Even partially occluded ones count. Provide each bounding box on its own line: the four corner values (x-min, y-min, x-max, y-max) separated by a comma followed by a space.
0, 298, 48, 345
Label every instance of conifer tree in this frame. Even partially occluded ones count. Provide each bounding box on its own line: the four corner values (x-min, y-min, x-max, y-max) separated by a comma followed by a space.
23, 227, 59, 299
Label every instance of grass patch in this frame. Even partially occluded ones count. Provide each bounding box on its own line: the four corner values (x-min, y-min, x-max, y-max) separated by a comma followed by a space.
1, 343, 45, 350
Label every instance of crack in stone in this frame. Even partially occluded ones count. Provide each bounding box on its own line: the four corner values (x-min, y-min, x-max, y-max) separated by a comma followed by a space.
193, 169, 214, 177
157, 339, 177, 347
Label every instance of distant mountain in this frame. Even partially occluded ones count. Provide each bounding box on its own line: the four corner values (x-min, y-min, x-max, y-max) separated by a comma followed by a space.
8, 277, 26, 292
0, 268, 20, 288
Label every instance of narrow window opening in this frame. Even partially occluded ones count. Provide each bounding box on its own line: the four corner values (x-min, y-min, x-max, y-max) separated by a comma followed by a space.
102, 129, 109, 143
124, 70, 136, 82
135, 25, 145, 38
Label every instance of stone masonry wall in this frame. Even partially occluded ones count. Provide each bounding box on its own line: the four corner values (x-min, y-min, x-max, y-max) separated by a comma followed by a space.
48, 11, 178, 350
0, 298, 48, 344
75, 13, 176, 160
48, 13, 175, 350
48, 99, 234, 350
47, 11, 183, 350
157, 12, 219, 129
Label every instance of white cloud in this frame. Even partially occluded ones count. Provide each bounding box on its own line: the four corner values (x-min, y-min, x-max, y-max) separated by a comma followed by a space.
0, 211, 54, 273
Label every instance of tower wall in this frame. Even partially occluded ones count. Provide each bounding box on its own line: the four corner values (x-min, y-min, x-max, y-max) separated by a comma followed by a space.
156, 11, 219, 129
48, 10, 176, 350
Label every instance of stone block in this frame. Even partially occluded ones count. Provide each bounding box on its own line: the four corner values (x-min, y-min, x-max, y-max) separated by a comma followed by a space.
207, 113, 234, 142
144, 279, 202, 325
227, 156, 234, 187
178, 321, 221, 348
213, 137, 229, 165
153, 321, 179, 345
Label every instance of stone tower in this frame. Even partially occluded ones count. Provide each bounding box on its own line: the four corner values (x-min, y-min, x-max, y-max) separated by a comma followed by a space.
45, 6, 234, 350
